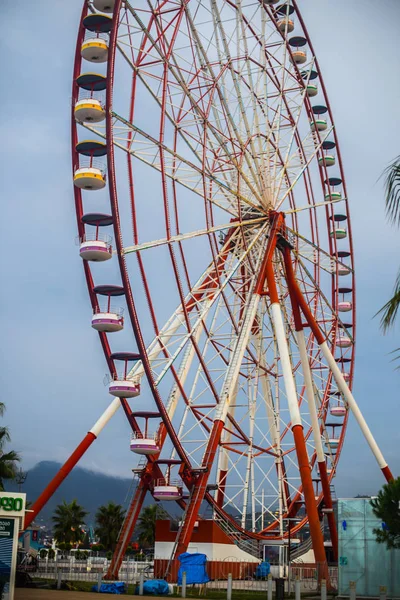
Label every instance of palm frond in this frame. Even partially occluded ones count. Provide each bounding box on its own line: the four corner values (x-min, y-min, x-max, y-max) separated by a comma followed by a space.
0, 428, 11, 447
376, 269, 400, 332
389, 348, 400, 369
382, 156, 400, 227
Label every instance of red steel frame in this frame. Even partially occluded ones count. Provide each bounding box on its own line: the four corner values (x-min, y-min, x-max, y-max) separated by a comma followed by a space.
26, 0, 397, 582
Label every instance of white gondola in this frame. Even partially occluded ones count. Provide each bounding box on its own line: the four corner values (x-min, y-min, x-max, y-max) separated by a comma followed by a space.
290, 50, 307, 65
79, 239, 112, 261
73, 167, 106, 190
81, 38, 108, 63
330, 403, 347, 418
318, 155, 336, 167
74, 98, 105, 123
152, 482, 182, 501
325, 191, 341, 203
91, 310, 123, 333
130, 434, 159, 456
330, 228, 347, 239
336, 335, 352, 348
310, 119, 327, 132
338, 301, 352, 312
338, 265, 351, 277
93, 0, 116, 12
306, 83, 318, 97
109, 380, 140, 398
325, 438, 340, 449
277, 18, 294, 33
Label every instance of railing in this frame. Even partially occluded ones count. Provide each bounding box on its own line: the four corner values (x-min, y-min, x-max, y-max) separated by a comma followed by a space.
290, 519, 324, 561
75, 156, 106, 175
130, 432, 158, 441
93, 305, 124, 317
154, 478, 181, 488
83, 29, 109, 42
77, 88, 106, 103
77, 232, 112, 244
103, 373, 140, 385
213, 512, 261, 559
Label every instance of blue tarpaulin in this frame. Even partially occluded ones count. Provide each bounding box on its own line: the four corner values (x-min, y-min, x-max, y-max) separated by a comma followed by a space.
178, 552, 210, 585
142, 579, 169, 595
91, 581, 126, 594
255, 561, 270, 578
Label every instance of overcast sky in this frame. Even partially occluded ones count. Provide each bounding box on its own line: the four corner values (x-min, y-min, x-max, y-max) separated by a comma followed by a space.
1, 0, 399, 500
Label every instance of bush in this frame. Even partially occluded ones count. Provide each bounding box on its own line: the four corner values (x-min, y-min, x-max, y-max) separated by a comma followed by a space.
39, 549, 48, 559
81, 551, 89, 560
91, 543, 105, 552
106, 551, 113, 560
75, 550, 82, 560
135, 552, 146, 562
57, 542, 72, 552
48, 549, 55, 560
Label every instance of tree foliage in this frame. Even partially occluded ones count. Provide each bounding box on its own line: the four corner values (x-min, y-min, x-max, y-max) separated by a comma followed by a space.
137, 504, 168, 548
370, 477, 400, 549
94, 502, 126, 551
52, 500, 88, 545
0, 403, 20, 490
377, 157, 400, 342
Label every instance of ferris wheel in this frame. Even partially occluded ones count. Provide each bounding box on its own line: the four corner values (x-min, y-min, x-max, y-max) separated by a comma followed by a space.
27, 0, 393, 581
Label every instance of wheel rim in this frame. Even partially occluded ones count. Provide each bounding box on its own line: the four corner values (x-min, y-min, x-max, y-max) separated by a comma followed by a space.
72, 0, 355, 544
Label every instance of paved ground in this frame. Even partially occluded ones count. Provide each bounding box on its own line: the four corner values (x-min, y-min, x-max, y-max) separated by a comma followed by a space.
16, 592, 103, 600
15, 591, 168, 600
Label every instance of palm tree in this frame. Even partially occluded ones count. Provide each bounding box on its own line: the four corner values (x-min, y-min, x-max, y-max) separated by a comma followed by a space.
52, 500, 88, 546
0, 427, 20, 490
94, 502, 125, 551
137, 505, 168, 548
377, 156, 400, 340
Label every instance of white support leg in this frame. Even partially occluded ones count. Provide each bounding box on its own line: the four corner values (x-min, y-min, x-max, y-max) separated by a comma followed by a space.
296, 330, 324, 461
320, 341, 390, 474
270, 303, 302, 427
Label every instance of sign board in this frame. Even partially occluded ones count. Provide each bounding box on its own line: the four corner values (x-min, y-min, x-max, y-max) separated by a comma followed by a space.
0, 517, 19, 600
0, 494, 27, 600
0, 493, 26, 521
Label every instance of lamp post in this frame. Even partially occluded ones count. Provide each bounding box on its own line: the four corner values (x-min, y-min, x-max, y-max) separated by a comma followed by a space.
283, 517, 302, 590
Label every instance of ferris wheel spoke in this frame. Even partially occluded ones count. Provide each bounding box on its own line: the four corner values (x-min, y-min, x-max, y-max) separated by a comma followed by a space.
122, 215, 267, 255
183, 7, 267, 205
285, 195, 345, 215
124, 1, 266, 209
274, 125, 334, 211
289, 227, 354, 276
114, 29, 253, 211
111, 114, 246, 214
126, 223, 268, 385
208, 0, 266, 199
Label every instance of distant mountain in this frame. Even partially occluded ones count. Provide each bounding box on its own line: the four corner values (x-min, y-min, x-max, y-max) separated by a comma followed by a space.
7, 461, 157, 528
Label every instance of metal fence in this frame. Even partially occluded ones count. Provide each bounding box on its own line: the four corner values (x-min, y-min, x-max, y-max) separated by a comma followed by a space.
28, 558, 338, 596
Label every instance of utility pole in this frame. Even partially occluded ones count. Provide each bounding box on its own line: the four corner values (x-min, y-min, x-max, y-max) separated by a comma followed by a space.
15, 469, 27, 493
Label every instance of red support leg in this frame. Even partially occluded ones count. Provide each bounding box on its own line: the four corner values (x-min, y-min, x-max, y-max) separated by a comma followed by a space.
281, 244, 338, 562
173, 420, 225, 558
106, 485, 147, 580
25, 432, 96, 529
